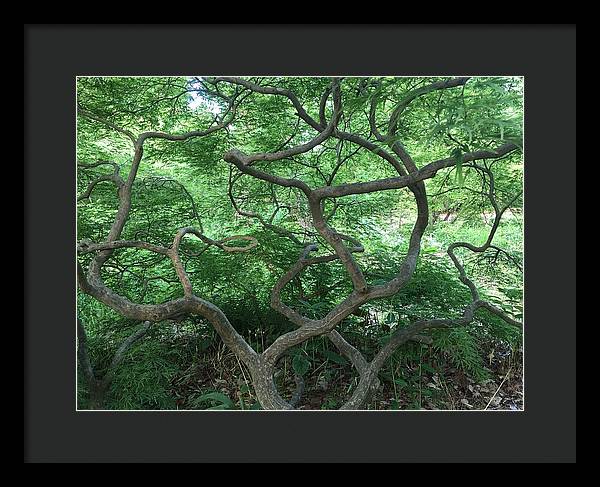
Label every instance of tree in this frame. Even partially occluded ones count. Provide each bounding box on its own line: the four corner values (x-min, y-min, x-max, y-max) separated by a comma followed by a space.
77, 76, 523, 410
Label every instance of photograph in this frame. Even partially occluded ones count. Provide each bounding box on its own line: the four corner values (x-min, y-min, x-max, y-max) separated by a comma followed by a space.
76, 75, 524, 411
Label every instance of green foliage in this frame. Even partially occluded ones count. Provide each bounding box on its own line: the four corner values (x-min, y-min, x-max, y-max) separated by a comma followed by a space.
431, 327, 490, 381
190, 391, 235, 410
108, 339, 180, 410
292, 353, 311, 377
321, 350, 348, 365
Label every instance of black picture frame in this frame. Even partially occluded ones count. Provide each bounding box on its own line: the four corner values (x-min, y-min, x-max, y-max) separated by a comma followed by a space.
25, 24, 576, 463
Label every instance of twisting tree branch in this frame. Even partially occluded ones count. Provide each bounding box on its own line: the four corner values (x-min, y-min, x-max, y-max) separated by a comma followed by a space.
77, 161, 125, 202
228, 170, 305, 246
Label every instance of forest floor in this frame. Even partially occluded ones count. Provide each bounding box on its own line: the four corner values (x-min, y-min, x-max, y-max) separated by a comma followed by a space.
169, 341, 523, 411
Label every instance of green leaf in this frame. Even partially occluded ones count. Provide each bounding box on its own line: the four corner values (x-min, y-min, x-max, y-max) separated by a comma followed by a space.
384, 312, 397, 325
207, 404, 231, 410
455, 164, 464, 187
421, 363, 436, 374
292, 354, 311, 376
451, 147, 465, 188
321, 350, 348, 365
194, 391, 234, 409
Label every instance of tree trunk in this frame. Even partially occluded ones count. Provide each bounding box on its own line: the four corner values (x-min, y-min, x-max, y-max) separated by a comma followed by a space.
88, 380, 108, 410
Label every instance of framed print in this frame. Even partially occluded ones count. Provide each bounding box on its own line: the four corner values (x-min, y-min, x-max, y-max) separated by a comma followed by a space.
25, 24, 576, 463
